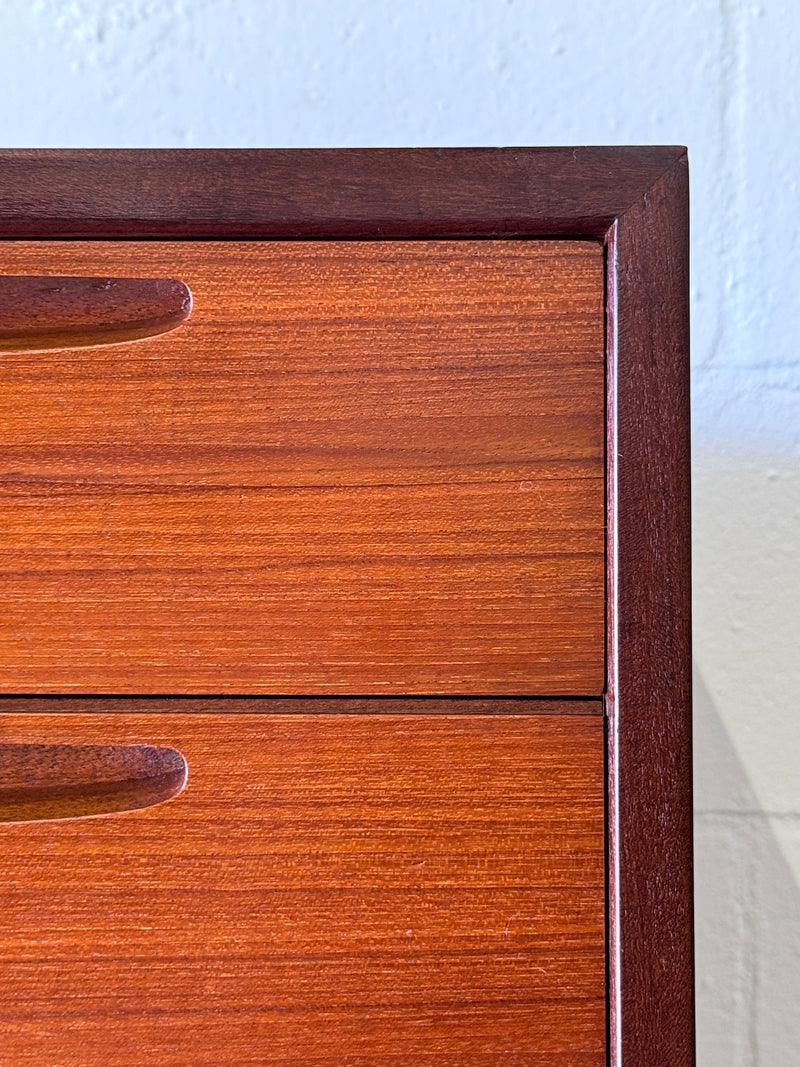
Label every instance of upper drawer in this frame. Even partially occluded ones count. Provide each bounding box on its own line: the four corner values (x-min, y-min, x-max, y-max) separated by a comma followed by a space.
0, 240, 604, 695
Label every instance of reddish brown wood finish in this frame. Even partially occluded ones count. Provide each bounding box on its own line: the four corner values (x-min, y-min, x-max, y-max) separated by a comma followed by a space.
0, 239, 604, 696
0, 275, 191, 350
0, 711, 605, 1066
0, 148, 694, 1066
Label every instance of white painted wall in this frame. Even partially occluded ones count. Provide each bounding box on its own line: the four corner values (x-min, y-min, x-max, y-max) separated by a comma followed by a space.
1, 2, 797, 1062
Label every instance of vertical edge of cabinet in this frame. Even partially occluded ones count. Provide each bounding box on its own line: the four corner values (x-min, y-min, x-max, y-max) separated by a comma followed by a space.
606, 152, 694, 1067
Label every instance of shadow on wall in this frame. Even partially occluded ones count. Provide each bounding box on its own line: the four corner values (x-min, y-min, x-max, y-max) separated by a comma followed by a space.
694, 668, 800, 1065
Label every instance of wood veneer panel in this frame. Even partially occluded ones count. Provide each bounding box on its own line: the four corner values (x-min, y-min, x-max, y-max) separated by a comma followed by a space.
0, 239, 604, 695
0, 712, 605, 1066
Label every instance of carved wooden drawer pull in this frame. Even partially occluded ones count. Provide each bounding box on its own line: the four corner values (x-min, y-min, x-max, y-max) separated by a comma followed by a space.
0, 743, 187, 822
0, 275, 192, 351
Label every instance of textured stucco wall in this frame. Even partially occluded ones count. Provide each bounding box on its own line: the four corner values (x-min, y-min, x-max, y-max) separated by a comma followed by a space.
1, 2, 798, 1063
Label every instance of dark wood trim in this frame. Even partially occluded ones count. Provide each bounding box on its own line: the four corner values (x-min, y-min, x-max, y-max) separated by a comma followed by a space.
0, 146, 682, 240
0, 147, 693, 1066
605, 154, 694, 1067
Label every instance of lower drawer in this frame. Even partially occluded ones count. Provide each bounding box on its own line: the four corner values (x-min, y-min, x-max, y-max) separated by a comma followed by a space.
0, 708, 605, 1066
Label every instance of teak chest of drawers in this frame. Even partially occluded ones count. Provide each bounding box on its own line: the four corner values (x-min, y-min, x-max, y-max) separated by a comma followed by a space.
0, 149, 693, 1066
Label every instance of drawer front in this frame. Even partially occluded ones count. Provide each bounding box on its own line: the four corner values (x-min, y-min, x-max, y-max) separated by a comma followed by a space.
0, 708, 605, 1066
0, 240, 604, 695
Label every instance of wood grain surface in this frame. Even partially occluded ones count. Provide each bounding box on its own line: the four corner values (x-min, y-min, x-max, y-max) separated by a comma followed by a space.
0, 147, 694, 1065
0, 711, 605, 1066
0, 239, 604, 695
0, 275, 191, 351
